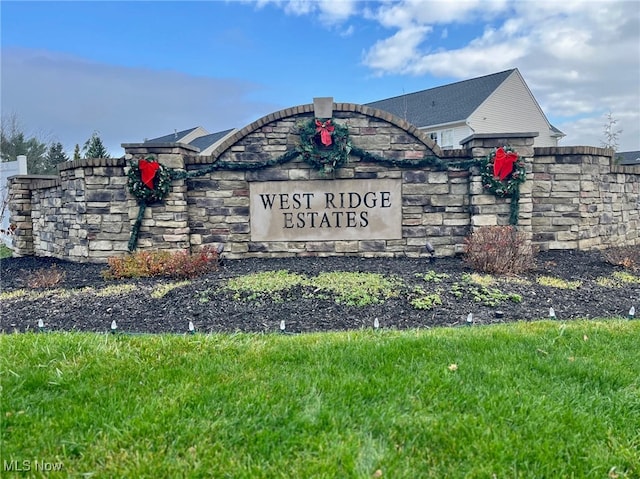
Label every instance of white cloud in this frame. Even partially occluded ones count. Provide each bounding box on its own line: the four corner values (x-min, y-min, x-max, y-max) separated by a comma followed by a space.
251, 0, 357, 24
363, 24, 432, 73
1, 48, 279, 157
358, 0, 639, 150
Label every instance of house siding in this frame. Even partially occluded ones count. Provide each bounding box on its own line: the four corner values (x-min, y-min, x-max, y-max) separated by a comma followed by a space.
468, 72, 557, 147
420, 123, 472, 149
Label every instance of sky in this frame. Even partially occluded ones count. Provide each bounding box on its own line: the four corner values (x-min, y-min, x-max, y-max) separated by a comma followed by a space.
1, 0, 639, 157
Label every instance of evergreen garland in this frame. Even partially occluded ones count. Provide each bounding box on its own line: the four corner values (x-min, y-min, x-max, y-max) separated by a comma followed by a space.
480, 146, 526, 225
480, 147, 526, 198
127, 157, 172, 203
126, 135, 528, 249
297, 119, 352, 174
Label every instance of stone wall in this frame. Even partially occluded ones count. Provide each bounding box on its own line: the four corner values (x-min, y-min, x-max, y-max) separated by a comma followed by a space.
184, 106, 476, 258
532, 146, 640, 250
7, 102, 639, 263
7, 156, 192, 262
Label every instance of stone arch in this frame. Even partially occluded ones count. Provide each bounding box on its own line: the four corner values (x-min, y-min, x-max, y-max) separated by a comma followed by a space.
206, 102, 443, 161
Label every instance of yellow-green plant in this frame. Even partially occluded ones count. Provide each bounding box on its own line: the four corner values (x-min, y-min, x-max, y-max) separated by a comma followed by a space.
536, 276, 582, 290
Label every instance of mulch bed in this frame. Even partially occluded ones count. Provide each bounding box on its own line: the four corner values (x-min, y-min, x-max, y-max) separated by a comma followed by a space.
1, 250, 638, 334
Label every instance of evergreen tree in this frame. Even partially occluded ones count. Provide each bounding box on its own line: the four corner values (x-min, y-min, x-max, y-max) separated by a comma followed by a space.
73, 144, 81, 161
1, 115, 49, 173
45, 142, 69, 173
82, 131, 110, 159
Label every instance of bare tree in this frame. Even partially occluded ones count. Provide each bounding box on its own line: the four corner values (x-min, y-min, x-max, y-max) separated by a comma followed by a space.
600, 111, 622, 151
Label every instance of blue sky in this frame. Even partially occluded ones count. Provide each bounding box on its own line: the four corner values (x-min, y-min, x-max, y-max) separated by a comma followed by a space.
2, 0, 639, 156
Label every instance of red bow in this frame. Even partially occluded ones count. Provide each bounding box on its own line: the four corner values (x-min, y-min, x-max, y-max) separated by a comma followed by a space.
139, 159, 160, 189
315, 119, 335, 147
493, 147, 519, 180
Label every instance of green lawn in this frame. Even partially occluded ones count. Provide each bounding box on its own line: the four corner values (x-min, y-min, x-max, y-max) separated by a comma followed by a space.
2, 321, 639, 478
0, 244, 12, 260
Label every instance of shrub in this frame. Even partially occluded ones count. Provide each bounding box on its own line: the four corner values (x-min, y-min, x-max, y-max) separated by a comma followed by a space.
163, 247, 220, 279
26, 264, 66, 288
602, 245, 639, 271
103, 247, 219, 280
464, 226, 534, 274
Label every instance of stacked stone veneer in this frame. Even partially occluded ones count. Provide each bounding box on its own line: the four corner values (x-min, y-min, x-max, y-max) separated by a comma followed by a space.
8, 155, 191, 262
7, 102, 639, 263
184, 104, 480, 258
532, 147, 640, 250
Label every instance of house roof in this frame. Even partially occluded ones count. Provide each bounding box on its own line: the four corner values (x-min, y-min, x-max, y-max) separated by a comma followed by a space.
140, 69, 564, 152
618, 151, 640, 165
366, 69, 515, 128
188, 129, 235, 151
145, 127, 199, 144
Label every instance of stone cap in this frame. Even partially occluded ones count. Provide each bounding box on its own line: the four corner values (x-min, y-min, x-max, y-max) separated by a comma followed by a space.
460, 132, 539, 146
7, 175, 60, 190
58, 157, 126, 172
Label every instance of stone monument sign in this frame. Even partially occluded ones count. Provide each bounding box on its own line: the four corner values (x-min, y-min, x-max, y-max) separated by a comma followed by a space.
250, 178, 402, 241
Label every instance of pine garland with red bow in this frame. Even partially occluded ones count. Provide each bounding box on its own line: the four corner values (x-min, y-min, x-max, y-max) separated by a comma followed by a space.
481, 147, 526, 198
126, 156, 174, 251
127, 157, 172, 203
481, 146, 526, 225
298, 118, 351, 174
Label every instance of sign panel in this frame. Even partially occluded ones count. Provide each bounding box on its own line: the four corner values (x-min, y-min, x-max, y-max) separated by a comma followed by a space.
250, 179, 402, 241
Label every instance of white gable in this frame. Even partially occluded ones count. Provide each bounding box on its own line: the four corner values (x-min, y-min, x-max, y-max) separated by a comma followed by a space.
468, 70, 558, 147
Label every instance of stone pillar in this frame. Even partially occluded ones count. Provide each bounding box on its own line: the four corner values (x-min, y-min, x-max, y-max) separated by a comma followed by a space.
7, 175, 59, 256
461, 133, 537, 240
122, 142, 198, 251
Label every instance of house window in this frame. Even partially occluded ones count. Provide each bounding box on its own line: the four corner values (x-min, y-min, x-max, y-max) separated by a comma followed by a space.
441, 129, 454, 148
429, 132, 438, 144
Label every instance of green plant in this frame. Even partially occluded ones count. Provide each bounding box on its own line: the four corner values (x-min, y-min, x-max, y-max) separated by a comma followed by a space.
311, 272, 402, 306
25, 264, 66, 288
0, 244, 12, 259
410, 288, 443, 310
95, 284, 137, 297
596, 271, 640, 288
415, 271, 449, 283
536, 276, 582, 290
453, 275, 522, 307
464, 226, 534, 274
463, 273, 496, 287
223, 270, 309, 302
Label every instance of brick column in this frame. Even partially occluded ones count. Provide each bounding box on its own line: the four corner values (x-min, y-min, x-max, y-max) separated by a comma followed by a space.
7, 175, 59, 256
461, 133, 536, 241
122, 142, 198, 251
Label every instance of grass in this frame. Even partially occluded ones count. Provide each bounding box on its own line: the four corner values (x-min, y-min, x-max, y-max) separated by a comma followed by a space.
1, 320, 639, 478
0, 244, 12, 259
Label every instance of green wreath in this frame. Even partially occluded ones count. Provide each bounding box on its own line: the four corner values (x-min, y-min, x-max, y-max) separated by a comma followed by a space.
297, 118, 352, 174
481, 146, 526, 197
127, 156, 173, 203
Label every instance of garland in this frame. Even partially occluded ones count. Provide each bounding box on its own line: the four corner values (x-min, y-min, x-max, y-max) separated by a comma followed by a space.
126, 135, 527, 249
127, 157, 172, 203
480, 147, 526, 225
297, 118, 351, 174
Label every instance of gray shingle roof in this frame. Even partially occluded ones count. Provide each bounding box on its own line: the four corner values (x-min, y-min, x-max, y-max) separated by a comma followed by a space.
366, 69, 515, 128
145, 127, 199, 144
188, 129, 235, 151
617, 151, 640, 165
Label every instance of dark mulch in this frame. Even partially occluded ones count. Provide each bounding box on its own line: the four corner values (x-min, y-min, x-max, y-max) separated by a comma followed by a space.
1, 250, 638, 334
